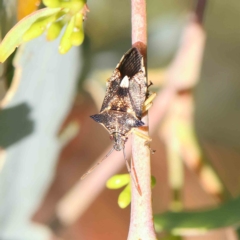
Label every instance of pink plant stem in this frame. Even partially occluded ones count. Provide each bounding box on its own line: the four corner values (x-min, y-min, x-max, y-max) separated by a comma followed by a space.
128, 0, 157, 239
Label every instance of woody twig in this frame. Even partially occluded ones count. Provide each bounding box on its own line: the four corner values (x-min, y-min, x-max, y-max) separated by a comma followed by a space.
128, 0, 157, 239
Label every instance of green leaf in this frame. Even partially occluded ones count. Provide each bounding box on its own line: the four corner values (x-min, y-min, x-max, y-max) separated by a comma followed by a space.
154, 196, 240, 235
0, 7, 61, 63
106, 174, 130, 189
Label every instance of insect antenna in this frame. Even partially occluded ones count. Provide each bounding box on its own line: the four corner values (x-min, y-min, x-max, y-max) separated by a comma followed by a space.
123, 148, 142, 196
81, 148, 115, 180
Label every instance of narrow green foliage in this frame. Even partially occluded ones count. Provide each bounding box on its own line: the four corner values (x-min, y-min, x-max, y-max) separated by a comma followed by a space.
106, 174, 130, 189
118, 184, 131, 209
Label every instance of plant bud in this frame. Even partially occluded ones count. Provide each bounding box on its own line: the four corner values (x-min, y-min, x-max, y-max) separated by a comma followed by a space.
46, 21, 63, 41
59, 17, 75, 54
70, 30, 84, 46
106, 174, 130, 189
23, 17, 49, 41
75, 13, 83, 29
23, 14, 59, 42
43, 0, 60, 8
118, 184, 131, 209
60, 0, 85, 13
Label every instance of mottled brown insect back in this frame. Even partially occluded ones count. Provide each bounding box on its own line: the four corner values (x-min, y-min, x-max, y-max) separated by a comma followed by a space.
91, 110, 144, 151
100, 47, 147, 120
91, 47, 147, 151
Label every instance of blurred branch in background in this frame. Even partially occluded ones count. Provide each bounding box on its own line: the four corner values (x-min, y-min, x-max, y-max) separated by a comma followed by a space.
195, 0, 207, 24
159, 0, 232, 213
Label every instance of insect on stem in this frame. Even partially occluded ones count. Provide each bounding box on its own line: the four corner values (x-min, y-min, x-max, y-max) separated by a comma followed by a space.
87, 48, 153, 195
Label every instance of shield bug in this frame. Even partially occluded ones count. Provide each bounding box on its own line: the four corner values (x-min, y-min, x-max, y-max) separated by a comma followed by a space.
81, 48, 156, 194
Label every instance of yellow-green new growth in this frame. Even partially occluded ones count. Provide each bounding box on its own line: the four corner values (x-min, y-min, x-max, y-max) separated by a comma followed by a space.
70, 12, 84, 46
106, 174, 130, 189
59, 16, 75, 54
43, 0, 61, 8
23, 15, 56, 42
43, 0, 86, 13
118, 184, 131, 209
47, 21, 64, 41
106, 174, 156, 208
71, 31, 84, 46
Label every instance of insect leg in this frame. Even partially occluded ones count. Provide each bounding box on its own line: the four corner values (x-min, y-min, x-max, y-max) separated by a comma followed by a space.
131, 128, 153, 153
123, 148, 142, 196
131, 128, 152, 142
142, 92, 157, 113
143, 102, 153, 113
81, 148, 114, 180
147, 81, 153, 88
145, 92, 156, 106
